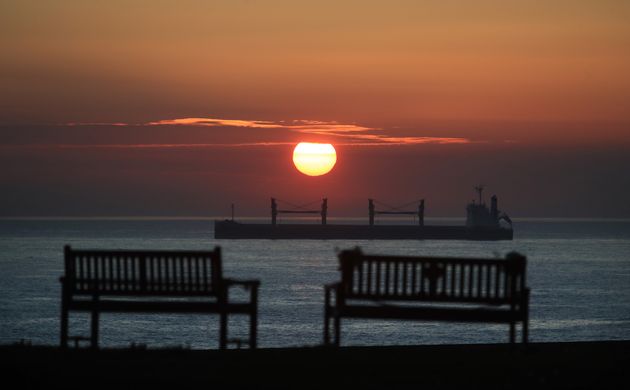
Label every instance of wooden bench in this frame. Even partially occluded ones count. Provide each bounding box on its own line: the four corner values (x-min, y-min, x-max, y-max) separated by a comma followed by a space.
60, 245, 259, 349
324, 248, 529, 345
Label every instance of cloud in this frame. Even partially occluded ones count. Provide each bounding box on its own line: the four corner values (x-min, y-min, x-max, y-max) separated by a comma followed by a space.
64, 122, 129, 127
55, 117, 471, 148
146, 117, 374, 133
144, 117, 471, 146
146, 117, 280, 129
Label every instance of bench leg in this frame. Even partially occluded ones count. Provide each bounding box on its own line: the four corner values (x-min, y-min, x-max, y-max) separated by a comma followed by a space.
509, 321, 515, 344
60, 300, 69, 349
90, 310, 99, 349
324, 311, 330, 345
323, 289, 330, 345
249, 309, 257, 349
219, 312, 228, 349
522, 319, 528, 344
249, 286, 258, 349
334, 315, 341, 347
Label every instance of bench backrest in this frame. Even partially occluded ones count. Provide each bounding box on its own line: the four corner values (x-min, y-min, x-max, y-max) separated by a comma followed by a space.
63, 245, 223, 296
338, 248, 527, 305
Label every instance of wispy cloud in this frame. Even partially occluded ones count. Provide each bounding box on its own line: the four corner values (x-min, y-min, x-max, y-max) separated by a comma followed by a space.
59, 117, 471, 147
64, 122, 129, 127
145, 117, 471, 146
294, 127, 469, 145
146, 117, 280, 129
146, 117, 373, 134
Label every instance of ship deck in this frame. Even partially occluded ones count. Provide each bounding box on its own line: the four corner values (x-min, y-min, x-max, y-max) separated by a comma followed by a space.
214, 221, 513, 240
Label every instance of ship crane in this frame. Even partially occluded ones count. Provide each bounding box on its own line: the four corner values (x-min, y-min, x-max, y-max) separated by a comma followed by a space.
369, 199, 425, 226
271, 198, 328, 225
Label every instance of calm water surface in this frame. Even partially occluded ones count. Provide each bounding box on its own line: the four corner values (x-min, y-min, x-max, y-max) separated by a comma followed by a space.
1, 219, 629, 348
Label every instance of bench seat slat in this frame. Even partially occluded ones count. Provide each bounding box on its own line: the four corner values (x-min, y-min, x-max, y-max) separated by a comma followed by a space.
164, 257, 170, 291
86, 256, 92, 290
203, 257, 209, 291
411, 263, 417, 295
68, 287, 219, 296
357, 261, 363, 294
344, 292, 516, 305
392, 262, 400, 295
460, 264, 466, 297
334, 305, 524, 323
179, 257, 185, 292
477, 263, 483, 299
384, 262, 390, 295
67, 300, 254, 314
486, 264, 491, 298
107, 256, 113, 291
418, 263, 425, 294
402, 262, 409, 295
443, 263, 449, 296
470, 264, 475, 297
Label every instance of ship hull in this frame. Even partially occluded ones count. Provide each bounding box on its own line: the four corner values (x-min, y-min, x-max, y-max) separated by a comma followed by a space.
214, 221, 513, 240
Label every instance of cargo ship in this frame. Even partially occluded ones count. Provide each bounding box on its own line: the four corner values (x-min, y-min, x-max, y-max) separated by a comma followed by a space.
214, 187, 513, 240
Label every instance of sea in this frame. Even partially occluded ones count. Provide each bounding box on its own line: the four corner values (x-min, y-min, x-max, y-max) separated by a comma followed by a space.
1, 218, 629, 349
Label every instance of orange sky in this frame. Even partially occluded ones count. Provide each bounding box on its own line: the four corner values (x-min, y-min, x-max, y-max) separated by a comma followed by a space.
1, 1, 630, 217
3, 1, 630, 136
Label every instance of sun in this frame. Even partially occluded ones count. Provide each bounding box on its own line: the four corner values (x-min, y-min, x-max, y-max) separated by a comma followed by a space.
292, 142, 337, 176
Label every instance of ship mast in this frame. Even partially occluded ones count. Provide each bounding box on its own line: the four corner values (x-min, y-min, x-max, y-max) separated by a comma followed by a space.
474, 185, 485, 205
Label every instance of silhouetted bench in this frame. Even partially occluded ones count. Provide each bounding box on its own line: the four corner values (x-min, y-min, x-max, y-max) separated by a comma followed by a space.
60, 245, 259, 349
324, 248, 529, 345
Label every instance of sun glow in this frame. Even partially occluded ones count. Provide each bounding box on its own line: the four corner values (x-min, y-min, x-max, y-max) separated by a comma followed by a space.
292, 142, 337, 176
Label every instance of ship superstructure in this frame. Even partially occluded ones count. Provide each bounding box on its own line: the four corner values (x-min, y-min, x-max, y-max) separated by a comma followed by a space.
466, 186, 512, 229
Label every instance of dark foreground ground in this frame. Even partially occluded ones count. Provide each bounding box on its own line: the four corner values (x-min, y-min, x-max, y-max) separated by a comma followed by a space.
1, 341, 628, 389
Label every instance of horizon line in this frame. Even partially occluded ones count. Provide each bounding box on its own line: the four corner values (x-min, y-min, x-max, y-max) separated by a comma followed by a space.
1, 216, 630, 222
